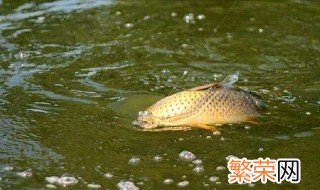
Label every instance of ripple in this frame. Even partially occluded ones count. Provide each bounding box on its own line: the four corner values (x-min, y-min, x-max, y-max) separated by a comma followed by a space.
294, 131, 314, 138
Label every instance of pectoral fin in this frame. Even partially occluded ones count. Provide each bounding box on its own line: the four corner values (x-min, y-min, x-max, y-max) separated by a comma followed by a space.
191, 124, 219, 132
247, 116, 259, 125
140, 126, 192, 132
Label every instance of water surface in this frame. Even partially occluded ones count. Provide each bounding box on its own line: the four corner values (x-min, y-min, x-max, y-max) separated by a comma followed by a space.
0, 0, 319, 189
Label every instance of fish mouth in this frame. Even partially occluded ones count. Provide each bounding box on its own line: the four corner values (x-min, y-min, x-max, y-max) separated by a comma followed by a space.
132, 120, 157, 129
132, 111, 158, 129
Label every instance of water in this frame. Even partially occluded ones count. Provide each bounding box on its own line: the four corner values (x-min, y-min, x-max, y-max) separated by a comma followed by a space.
0, 0, 319, 189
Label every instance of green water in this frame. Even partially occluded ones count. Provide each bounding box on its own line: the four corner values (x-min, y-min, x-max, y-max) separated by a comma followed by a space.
0, 0, 319, 189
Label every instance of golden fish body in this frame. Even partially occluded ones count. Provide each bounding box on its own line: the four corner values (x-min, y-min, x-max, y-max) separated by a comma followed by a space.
134, 73, 265, 131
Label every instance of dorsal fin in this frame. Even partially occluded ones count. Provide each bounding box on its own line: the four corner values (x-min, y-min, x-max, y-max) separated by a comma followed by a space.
219, 71, 239, 88
186, 83, 220, 91
185, 72, 239, 92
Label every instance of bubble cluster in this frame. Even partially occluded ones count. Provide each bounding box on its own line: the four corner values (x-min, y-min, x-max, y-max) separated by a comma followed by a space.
276, 90, 296, 103
16, 169, 32, 178
183, 13, 195, 24
46, 173, 78, 187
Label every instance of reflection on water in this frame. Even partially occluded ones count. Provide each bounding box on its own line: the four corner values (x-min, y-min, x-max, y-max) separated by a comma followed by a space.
0, 0, 319, 189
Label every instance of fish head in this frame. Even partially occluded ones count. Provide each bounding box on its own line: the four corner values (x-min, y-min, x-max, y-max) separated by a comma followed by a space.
132, 110, 159, 129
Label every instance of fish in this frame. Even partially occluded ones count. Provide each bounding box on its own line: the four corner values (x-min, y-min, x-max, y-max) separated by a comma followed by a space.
133, 72, 266, 132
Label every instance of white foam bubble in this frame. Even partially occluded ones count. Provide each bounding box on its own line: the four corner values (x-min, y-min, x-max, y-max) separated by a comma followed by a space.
16, 169, 32, 178
143, 15, 151, 20
104, 172, 113, 179
248, 183, 255, 187
117, 180, 139, 190
177, 180, 189, 188
181, 44, 188, 48
124, 23, 134, 28
171, 12, 177, 17
192, 159, 203, 165
128, 156, 141, 165
225, 155, 239, 161
216, 166, 226, 171
1, 166, 14, 171
46, 184, 57, 189
209, 176, 219, 183
196, 14, 205, 20
163, 178, 174, 185
153, 155, 163, 162
45, 174, 78, 187
212, 131, 221, 136
183, 13, 195, 24
203, 183, 209, 187
193, 165, 204, 174
179, 151, 196, 162
88, 183, 101, 189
